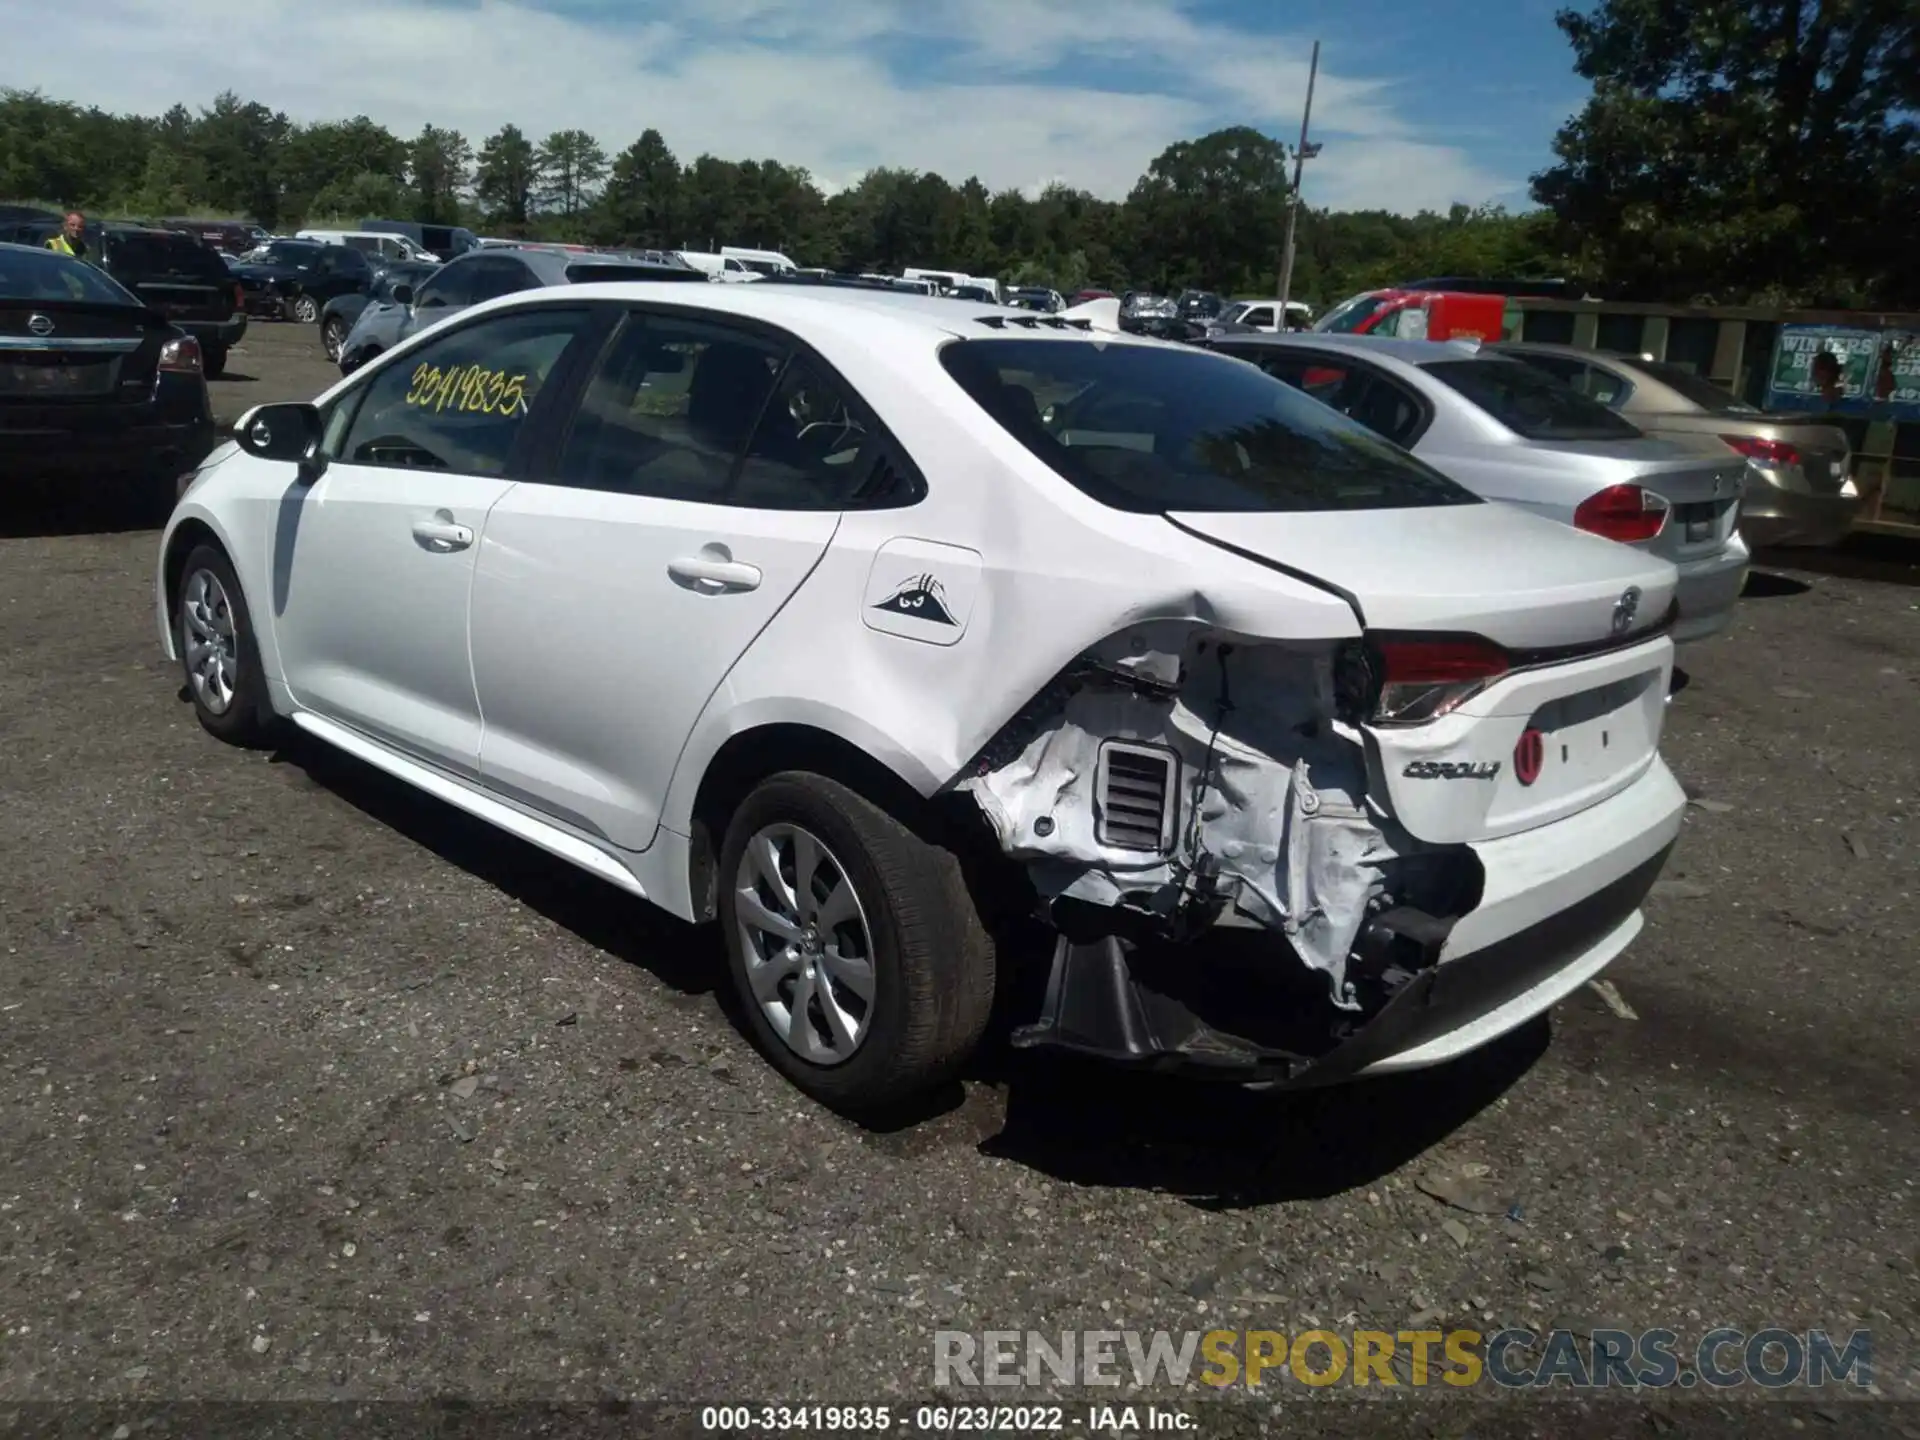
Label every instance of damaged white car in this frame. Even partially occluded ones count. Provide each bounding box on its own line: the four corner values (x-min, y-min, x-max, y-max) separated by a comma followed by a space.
156, 280, 1689, 1114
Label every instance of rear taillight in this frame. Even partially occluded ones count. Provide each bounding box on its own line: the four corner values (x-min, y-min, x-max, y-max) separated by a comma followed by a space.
1573, 483, 1668, 544
1370, 635, 1510, 725
1719, 433, 1801, 467
232, 282, 245, 312
159, 336, 203, 375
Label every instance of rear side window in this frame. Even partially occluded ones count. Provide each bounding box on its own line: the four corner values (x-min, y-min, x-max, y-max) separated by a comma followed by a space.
0, 246, 138, 306
109, 234, 230, 282
1422, 358, 1644, 441
938, 338, 1477, 514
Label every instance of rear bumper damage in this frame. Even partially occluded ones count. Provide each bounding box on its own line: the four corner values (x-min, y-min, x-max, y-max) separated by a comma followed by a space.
957, 625, 1687, 1082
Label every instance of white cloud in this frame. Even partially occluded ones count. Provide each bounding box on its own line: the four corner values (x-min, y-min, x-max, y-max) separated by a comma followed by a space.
0, 0, 1517, 213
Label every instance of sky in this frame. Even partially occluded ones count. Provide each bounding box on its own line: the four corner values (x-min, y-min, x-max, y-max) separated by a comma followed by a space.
0, 0, 1591, 215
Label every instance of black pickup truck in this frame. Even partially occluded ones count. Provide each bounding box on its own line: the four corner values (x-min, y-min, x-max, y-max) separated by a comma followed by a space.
0, 219, 247, 377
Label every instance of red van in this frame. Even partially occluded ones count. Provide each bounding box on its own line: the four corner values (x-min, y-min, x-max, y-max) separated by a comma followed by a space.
1312, 288, 1508, 342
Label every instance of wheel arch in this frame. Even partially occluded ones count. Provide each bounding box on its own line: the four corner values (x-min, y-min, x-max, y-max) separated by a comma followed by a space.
680, 718, 1010, 926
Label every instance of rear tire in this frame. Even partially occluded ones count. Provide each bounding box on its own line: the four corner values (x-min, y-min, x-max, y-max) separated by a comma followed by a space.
718, 772, 996, 1116
201, 342, 227, 379
174, 543, 276, 748
290, 294, 319, 324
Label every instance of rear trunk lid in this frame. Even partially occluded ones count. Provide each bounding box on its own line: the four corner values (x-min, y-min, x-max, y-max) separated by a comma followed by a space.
0, 301, 163, 410
1530, 437, 1748, 562
1166, 500, 1677, 650
1166, 502, 1678, 843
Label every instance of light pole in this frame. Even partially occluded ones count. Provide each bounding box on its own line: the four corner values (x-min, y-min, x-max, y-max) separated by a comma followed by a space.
1276, 39, 1322, 320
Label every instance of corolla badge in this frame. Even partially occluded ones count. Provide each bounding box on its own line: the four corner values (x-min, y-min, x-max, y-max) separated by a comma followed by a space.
1611, 585, 1642, 637
27, 313, 54, 336
871, 573, 956, 626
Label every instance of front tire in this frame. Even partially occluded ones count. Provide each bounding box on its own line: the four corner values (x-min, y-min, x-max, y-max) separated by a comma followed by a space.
175, 543, 276, 747
321, 316, 347, 362
718, 773, 995, 1116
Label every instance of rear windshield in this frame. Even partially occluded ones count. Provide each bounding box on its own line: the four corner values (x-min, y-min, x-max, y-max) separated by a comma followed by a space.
110, 233, 231, 282
1631, 359, 1761, 415
564, 262, 706, 285
0, 246, 139, 306
1313, 293, 1388, 333
938, 337, 1479, 514
1422, 357, 1644, 441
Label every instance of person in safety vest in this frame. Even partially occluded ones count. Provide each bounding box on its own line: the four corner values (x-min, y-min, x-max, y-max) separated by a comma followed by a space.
44, 211, 90, 261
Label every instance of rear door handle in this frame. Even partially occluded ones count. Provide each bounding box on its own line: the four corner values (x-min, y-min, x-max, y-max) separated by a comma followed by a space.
668, 556, 763, 592
412, 519, 474, 551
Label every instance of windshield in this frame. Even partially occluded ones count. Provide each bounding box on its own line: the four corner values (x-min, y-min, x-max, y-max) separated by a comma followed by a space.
1423, 358, 1645, 441
1216, 302, 1250, 325
1631, 359, 1761, 415
0, 246, 139, 305
938, 338, 1479, 514
1313, 293, 1389, 334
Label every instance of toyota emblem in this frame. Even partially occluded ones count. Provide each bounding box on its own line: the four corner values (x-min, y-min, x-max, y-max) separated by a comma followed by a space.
27, 313, 54, 336
1611, 585, 1642, 637
1513, 728, 1546, 787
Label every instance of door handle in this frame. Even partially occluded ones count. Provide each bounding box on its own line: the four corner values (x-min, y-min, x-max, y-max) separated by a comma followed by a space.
412, 518, 474, 551
668, 555, 763, 592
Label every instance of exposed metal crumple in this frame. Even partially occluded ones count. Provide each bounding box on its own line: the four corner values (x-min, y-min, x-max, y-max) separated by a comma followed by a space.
959, 624, 1417, 1008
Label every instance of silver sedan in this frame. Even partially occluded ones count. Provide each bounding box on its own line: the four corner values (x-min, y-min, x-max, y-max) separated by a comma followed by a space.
337, 246, 706, 372
1208, 333, 1751, 644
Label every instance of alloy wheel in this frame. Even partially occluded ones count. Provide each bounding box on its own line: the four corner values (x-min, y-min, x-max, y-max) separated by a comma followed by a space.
732, 823, 877, 1066
181, 567, 239, 716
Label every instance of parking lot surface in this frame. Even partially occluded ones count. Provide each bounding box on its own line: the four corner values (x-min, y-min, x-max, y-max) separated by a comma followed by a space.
1, 325, 1917, 1432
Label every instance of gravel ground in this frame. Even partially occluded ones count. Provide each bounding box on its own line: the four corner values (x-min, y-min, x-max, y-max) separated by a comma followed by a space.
1, 325, 1917, 1436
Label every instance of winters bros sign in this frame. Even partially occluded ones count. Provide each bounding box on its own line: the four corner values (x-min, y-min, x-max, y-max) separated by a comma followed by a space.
1767, 325, 1919, 421
933, 1327, 1875, 1392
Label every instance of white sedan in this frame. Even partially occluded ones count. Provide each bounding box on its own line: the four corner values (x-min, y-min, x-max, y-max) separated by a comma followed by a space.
157, 281, 1690, 1115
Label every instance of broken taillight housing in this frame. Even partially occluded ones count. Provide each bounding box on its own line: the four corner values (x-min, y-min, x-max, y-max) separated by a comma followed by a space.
1573, 483, 1668, 544
1368, 635, 1511, 725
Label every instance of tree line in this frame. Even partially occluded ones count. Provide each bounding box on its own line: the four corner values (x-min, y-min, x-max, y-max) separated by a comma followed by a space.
2, 0, 1913, 308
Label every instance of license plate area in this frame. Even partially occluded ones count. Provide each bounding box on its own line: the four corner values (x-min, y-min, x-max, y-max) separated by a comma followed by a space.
0, 354, 112, 395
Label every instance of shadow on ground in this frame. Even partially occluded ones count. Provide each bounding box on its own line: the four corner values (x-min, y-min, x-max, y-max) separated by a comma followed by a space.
269, 730, 723, 1001
1754, 532, 1920, 589
1742, 569, 1814, 598
0, 486, 173, 539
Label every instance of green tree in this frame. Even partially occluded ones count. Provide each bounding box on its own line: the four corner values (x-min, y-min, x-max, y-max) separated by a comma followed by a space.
1531, 0, 1920, 306
535, 128, 608, 219
592, 129, 682, 246
283, 117, 407, 222
408, 125, 472, 225
475, 124, 540, 228
193, 91, 292, 226
1125, 126, 1291, 294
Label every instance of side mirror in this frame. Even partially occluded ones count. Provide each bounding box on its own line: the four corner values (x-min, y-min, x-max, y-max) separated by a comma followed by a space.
234, 401, 326, 481
390, 283, 414, 306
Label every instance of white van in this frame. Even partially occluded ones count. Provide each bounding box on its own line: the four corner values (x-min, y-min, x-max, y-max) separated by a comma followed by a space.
719, 245, 798, 276
902, 267, 1003, 303
675, 251, 758, 282
297, 230, 440, 264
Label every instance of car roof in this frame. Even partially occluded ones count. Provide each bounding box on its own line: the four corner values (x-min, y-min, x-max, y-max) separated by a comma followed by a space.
488, 278, 1163, 346
1222, 332, 1490, 368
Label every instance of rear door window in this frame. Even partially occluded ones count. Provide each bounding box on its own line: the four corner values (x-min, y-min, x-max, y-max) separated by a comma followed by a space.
1422, 358, 1644, 441
553, 313, 785, 500
939, 337, 1476, 513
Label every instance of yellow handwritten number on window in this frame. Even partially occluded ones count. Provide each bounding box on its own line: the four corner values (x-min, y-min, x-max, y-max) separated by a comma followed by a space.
405, 362, 529, 417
